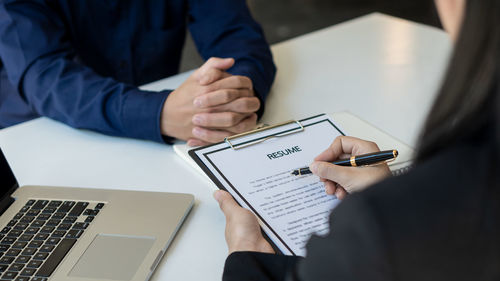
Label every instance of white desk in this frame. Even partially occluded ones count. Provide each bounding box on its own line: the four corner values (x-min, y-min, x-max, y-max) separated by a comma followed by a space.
0, 13, 450, 280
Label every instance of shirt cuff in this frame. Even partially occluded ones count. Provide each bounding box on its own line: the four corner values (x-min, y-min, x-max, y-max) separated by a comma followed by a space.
122, 89, 171, 143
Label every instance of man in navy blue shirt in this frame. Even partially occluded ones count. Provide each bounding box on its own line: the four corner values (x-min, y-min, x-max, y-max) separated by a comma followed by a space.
0, 0, 276, 146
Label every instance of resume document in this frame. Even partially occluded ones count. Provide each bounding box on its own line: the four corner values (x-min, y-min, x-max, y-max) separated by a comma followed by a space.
191, 115, 344, 256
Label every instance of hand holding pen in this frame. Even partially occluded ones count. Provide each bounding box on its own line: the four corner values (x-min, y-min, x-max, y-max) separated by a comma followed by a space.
296, 136, 394, 199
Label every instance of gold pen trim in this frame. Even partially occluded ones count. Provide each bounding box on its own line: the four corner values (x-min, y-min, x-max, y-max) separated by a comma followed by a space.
350, 156, 357, 167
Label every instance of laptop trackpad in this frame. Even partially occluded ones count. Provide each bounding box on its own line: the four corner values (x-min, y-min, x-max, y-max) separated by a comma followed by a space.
69, 234, 156, 280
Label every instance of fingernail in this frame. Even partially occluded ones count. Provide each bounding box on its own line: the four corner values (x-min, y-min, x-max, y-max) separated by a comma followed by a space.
309, 162, 318, 173
192, 127, 203, 137
193, 98, 203, 107
192, 115, 203, 125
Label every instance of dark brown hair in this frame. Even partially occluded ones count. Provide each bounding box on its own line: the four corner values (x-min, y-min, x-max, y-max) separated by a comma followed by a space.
417, 0, 500, 161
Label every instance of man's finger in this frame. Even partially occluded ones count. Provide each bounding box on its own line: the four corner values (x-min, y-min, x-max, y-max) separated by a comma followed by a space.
225, 114, 258, 134
209, 75, 253, 92
192, 112, 249, 128
196, 57, 235, 76
210, 97, 260, 114
192, 127, 232, 143
193, 89, 252, 108
214, 190, 239, 216
198, 68, 231, 86
187, 138, 210, 147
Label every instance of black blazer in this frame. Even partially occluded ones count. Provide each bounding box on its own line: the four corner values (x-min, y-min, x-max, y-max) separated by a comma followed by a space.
222, 126, 500, 281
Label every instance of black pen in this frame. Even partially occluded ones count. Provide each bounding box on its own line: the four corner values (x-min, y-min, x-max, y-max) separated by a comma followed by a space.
291, 150, 398, 176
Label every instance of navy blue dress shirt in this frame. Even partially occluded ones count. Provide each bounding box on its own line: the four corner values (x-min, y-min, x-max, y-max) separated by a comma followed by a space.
0, 0, 276, 143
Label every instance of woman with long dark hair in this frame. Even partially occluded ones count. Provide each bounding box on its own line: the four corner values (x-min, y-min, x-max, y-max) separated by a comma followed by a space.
214, 0, 500, 280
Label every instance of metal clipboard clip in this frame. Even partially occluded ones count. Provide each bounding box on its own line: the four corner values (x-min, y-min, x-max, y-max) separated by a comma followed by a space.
224, 120, 305, 150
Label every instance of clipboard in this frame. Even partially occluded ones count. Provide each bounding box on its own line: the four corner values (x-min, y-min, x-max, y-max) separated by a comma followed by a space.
189, 114, 347, 256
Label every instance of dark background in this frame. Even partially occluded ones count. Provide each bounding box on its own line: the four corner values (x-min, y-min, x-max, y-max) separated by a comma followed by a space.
179, 0, 441, 71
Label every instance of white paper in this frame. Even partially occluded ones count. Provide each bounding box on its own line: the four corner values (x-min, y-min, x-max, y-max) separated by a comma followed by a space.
193, 115, 344, 256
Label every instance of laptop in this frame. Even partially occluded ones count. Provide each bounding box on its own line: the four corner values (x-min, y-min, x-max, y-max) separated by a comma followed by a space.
0, 148, 194, 281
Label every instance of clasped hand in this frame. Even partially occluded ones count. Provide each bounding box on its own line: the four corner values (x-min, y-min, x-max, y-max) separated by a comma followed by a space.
214, 136, 392, 254
160, 57, 260, 146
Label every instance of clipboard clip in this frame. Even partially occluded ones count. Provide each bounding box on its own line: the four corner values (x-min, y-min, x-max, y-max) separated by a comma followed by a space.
224, 120, 304, 150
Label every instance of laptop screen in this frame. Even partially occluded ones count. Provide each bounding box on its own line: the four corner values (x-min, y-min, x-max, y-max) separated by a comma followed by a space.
0, 148, 18, 213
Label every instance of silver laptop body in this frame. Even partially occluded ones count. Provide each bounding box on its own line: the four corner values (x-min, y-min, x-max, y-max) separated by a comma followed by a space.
0, 149, 194, 281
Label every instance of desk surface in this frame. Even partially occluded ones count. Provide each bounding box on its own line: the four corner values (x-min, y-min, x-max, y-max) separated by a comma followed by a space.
0, 14, 450, 280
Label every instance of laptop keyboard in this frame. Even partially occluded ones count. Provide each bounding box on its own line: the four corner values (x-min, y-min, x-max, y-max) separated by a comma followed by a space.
0, 199, 105, 280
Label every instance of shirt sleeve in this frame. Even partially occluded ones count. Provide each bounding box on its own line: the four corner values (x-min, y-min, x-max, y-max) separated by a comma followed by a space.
0, 0, 169, 143
187, 0, 277, 118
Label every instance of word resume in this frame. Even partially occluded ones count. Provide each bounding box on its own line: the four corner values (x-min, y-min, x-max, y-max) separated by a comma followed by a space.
190, 115, 345, 256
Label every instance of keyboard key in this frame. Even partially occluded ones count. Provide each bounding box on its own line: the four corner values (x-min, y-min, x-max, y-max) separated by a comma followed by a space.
18, 235, 33, 242
13, 223, 28, 231
20, 267, 36, 276
26, 260, 43, 268
1, 227, 11, 235
27, 241, 42, 249
20, 206, 30, 213
25, 210, 40, 217
46, 220, 60, 227
21, 248, 35, 256
24, 228, 39, 235
51, 231, 65, 238
31, 221, 45, 228
5, 249, 21, 257
35, 239, 76, 277
57, 224, 72, 231
15, 276, 31, 281
14, 256, 29, 264
33, 234, 48, 241
25, 200, 35, 207
41, 207, 56, 214
62, 217, 77, 224
51, 213, 65, 220
0, 264, 6, 272
40, 227, 54, 234
8, 263, 24, 271
56, 201, 75, 213
32, 277, 48, 281
45, 238, 60, 246
33, 252, 48, 260
31, 201, 49, 210
36, 214, 50, 221
48, 201, 62, 208
13, 213, 23, 220
83, 209, 99, 216
39, 246, 53, 253
11, 242, 28, 249
84, 216, 94, 223
7, 230, 22, 237
1, 271, 17, 279
72, 223, 88, 230
66, 230, 83, 239
95, 203, 105, 209
19, 217, 34, 223
0, 245, 9, 252
7, 220, 17, 228
68, 202, 88, 217
0, 256, 15, 264
1, 238, 16, 245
